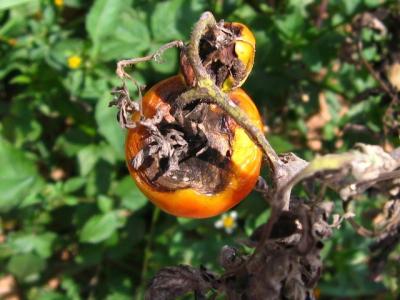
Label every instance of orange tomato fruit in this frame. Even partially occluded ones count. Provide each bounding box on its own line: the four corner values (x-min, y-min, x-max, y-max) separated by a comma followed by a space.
125, 75, 262, 218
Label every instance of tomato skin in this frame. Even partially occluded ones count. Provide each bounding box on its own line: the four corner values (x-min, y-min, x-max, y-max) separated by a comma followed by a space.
222, 22, 256, 92
125, 75, 262, 218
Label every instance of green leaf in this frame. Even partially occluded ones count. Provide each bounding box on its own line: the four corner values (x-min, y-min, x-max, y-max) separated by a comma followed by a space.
8, 232, 56, 258
0, 137, 43, 212
364, 0, 382, 8
322, 123, 336, 141
287, 0, 313, 12
98, 12, 150, 61
0, 177, 34, 203
97, 195, 113, 213
10, 74, 31, 84
174, 0, 208, 38
362, 46, 379, 61
268, 135, 294, 153
0, 0, 33, 10
7, 253, 46, 282
150, 0, 184, 42
77, 145, 99, 176
114, 176, 147, 211
75, 244, 103, 266
80, 212, 121, 243
86, 0, 127, 45
63, 177, 86, 193
63, 70, 84, 96
176, 217, 203, 231
106, 293, 132, 300
341, 0, 362, 15
61, 276, 81, 300
2, 104, 42, 146
95, 93, 125, 159
33, 291, 68, 300
275, 9, 305, 43
55, 128, 95, 157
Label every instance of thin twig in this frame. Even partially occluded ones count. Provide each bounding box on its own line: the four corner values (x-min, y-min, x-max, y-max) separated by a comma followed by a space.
116, 40, 184, 79
187, 12, 216, 81
115, 40, 184, 118
315, 0, 329, 28
356, 39, 397, 100
137, 207, 161, 300
355, 169, 400, 193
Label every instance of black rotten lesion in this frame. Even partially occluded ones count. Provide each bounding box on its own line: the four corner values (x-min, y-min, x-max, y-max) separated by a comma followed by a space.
200, 22, 247, 87
131, 95, 235, 194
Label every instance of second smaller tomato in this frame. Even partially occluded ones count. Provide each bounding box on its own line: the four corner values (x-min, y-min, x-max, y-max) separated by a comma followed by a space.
180, 21, 256, 92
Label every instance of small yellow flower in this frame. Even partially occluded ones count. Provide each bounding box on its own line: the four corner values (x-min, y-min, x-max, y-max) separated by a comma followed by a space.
67, 55, 82, 69
214, 211, 238, 234
54, 0, 64, 7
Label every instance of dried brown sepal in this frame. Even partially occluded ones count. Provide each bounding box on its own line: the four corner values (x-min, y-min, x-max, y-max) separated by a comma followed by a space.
369, 196, 400, 279
109, 85, 139, 129
132, 88, 235, 194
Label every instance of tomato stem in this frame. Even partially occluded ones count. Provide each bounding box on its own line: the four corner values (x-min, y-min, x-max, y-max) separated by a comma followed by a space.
137, 207, 161, 299
185, 11, 282, 174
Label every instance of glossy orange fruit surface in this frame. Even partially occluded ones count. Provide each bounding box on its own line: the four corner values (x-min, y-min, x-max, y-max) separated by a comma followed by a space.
125, 75, 262, 218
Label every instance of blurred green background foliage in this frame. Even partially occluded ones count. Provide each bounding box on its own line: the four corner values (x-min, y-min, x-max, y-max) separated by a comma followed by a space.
0, 0, 399, 299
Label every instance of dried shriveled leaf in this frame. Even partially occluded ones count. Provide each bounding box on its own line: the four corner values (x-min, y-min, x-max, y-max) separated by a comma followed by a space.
285, 144, 400, 201
369, 197, 400, 277
145, 265, 213, 300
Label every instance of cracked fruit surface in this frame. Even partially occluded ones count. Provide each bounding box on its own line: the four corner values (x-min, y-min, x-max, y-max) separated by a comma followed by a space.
125, 75, 262, 218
